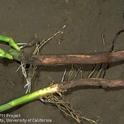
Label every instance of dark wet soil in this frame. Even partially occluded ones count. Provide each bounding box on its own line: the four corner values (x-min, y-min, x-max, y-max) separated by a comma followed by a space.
0, 0, 124, 124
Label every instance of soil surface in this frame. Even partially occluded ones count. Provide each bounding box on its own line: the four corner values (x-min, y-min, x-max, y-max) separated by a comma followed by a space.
0, 0, 124, 124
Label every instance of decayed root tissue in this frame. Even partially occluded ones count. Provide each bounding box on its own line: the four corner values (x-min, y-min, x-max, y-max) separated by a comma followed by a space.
32, 50, 124, 65
1, 28, 124, 124
0, 78, 124, 123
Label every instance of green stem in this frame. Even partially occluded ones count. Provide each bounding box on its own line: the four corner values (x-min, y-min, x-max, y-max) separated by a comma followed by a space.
0, 35, 20, 51
0, 48, 13, 60
0, 84, 59, 113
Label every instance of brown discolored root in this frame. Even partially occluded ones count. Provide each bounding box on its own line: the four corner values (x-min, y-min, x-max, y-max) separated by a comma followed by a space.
59, 78, 124, 91
32, 50, 124, 65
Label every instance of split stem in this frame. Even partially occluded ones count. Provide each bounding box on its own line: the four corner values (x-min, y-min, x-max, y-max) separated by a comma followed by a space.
32, 50, 124, 65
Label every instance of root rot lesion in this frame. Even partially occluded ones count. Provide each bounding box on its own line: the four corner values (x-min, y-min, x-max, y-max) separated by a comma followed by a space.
32, 50, 124, 65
